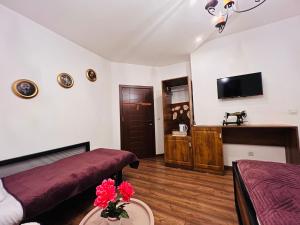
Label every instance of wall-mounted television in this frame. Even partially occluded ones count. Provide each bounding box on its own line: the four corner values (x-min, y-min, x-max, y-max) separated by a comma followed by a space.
217, 72, 263, 99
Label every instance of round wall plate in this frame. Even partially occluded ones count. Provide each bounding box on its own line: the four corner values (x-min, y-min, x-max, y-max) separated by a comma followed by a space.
12, 79, 39, 99
86, 69, 97, 82
57, 73, 74, 88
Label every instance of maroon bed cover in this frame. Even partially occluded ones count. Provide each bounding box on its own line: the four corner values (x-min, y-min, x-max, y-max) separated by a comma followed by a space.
237, 160, 300, 225
2, 148, 138, 220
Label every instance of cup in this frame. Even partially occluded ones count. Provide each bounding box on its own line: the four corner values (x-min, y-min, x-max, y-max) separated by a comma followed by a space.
179, 124, 188, 132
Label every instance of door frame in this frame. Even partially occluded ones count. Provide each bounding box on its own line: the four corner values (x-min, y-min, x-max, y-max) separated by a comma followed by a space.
119, 85, 156, 157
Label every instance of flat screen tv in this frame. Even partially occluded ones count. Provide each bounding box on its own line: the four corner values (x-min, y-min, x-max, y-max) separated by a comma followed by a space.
217, 72, 263, 99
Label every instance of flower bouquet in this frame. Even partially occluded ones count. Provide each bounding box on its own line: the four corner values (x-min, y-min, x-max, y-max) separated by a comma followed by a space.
94, 179, 134, 224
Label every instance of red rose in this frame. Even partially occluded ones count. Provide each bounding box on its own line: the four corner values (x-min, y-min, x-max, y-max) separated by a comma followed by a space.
94, 179, 117, 209
118, 181, 134, 202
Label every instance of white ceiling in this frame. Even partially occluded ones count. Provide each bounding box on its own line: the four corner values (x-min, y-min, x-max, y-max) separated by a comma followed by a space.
0, 0, 300, 66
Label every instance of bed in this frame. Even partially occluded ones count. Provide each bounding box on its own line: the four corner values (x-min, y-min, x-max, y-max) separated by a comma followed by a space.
0, 142, 139, 225
233, 160, 300, 225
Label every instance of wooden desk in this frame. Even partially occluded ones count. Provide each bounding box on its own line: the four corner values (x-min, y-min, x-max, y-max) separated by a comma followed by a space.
192, 125, 300, 174
222, 125, 300, 164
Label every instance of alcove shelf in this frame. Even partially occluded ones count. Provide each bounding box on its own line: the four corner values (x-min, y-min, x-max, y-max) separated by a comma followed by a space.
161, 76, 194, 168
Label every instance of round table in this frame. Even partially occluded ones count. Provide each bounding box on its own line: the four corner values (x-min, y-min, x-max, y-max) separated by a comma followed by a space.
79, 198, 154, 225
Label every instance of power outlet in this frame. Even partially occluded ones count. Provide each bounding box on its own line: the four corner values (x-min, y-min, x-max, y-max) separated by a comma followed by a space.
288, 109, 298, 115
248, 151, 254, 157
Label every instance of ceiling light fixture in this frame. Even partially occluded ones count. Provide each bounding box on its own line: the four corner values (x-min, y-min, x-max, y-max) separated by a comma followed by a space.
205, 0, 266, 33
195, 36, 203, 43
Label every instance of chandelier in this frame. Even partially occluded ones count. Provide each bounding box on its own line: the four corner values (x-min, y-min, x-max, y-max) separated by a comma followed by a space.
205, 0, 266, 33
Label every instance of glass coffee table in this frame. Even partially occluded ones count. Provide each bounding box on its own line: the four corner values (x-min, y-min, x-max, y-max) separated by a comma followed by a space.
79, 198, 154, 225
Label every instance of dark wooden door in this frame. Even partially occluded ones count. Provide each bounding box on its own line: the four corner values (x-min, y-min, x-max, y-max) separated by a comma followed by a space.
120, 85, 156, 158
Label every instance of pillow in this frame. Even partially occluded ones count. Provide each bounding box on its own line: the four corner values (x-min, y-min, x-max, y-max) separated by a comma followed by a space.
0, 179, 6, 202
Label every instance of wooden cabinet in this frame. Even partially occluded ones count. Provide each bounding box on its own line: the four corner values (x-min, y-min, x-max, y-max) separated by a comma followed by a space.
192, 126, 224, 175
162, 124, 300, 175
161, 76, 194, 168
164, 135, 193, 168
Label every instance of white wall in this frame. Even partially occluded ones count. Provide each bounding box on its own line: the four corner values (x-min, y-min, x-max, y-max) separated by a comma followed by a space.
110, 62, 191, 155
0, 4, 190, 160
109, 63, 156, 150
0, 5, 115, 160
191, 16, 300, 165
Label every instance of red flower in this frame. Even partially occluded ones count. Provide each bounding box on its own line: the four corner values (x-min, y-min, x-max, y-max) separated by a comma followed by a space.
94, 179, 117, 209
118, 181, 134, 202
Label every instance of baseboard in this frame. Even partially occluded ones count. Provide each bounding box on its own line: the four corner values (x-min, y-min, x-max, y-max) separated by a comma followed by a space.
225, 165, 233, 171
156, 154, 164, 157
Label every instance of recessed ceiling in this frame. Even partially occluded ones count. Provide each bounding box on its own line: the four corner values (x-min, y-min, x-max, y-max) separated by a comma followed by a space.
0, 0, 299, 66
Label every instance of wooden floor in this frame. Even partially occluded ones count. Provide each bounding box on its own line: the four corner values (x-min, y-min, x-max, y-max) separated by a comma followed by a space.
33, 157, 238, 225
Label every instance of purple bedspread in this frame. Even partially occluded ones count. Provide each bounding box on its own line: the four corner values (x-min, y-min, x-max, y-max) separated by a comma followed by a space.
2, 148, 138, 220
238, 160, 300, 225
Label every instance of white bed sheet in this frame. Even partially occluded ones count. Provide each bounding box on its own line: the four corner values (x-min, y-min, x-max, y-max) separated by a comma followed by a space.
0, 179, 23, 225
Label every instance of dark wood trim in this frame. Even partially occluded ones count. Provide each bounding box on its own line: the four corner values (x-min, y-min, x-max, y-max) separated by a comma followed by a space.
156, 154, 164, 157
161, 76, 190, 135
0, 142, 90, 166
119, 85, 123, 149
225, 165, 233, 171
233, 161, 259, 225
161, 76, 189, 84
222, 126, 300, 164
189, 77, 195, 126
119, 84, 155, 150
119, 85, 156, 158
162, 76, 195, 169
119, 84, 154, 89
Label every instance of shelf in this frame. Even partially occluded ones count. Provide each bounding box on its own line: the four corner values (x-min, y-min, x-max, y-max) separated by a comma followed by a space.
170, 101, 189, 106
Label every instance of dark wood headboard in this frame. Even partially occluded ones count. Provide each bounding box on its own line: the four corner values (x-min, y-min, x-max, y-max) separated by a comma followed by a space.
0, 142, 90, 178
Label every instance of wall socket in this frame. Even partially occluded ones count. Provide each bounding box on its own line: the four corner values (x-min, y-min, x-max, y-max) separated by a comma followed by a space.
288, 109, 298, 115
248, 151, 254, 157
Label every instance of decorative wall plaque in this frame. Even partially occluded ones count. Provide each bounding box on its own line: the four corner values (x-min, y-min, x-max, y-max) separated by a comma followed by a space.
57, 73, 74, 88
12, 79, 39, 99
86, 69, 97, 82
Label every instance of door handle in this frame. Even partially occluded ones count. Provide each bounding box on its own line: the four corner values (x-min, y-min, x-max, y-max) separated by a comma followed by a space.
145, 121, 153, 125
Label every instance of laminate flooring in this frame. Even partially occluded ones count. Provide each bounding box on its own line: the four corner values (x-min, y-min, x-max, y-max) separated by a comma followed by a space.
33, 157, 238, 225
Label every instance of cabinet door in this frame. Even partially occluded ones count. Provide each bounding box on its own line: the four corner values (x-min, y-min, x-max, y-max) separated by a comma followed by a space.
192, 127, 224, 174
164, 136, 193, 167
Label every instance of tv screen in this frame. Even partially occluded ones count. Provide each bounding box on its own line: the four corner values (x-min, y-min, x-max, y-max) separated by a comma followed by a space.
217, 72, 263, 99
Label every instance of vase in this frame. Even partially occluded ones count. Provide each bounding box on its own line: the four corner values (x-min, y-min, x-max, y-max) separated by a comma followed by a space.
107, 217, 121, 225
